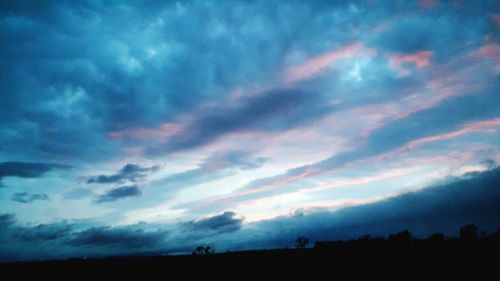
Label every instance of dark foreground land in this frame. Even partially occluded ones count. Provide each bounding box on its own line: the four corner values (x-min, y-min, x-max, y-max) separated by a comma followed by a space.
2, 231, 500, 278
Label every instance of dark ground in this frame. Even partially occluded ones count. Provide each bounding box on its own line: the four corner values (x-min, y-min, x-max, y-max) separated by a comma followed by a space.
1, 236, 499, 278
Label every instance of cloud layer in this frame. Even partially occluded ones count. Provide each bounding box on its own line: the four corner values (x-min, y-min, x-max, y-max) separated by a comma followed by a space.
1, 167, 500, 262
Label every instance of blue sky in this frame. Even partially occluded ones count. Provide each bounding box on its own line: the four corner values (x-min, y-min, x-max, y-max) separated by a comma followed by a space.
1, 0, 499, 261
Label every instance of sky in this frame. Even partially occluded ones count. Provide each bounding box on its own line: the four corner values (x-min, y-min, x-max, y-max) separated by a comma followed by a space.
1, 0, 500, 261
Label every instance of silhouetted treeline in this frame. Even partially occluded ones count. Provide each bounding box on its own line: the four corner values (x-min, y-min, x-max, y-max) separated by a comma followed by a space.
1, 224, 499, 277
315, 224, 500, 249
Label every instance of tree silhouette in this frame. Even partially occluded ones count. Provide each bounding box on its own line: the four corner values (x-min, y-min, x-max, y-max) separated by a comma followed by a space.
295, 236, 310, 248
193, 246, 215, 255
428, 233, 445, 242
459, 224, 479, 240
388, 230, 413, 243
194, 246, 205, 255
204, 246, 215, 255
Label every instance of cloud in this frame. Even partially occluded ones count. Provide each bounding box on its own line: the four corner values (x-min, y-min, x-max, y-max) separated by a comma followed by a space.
86, 163, 159, 184
63, 188, 93, 200
419, 0, 438, 9
471, 43, 500, 62
13, 223, 73, 242
204, 150, 268, 171
95, 185, 142, 203
185, 211, 244, 234
69, 226, 166, 249
284, 42, 376, 84
388, 50, 433, 76
369, 10, 494, 61
180, 44, 500, 213
0, 213, 15, 229
0, 213, 168, 261
493, 14, 500, 26
177, 116, 500, 214
1, 167, 500, 261
1, 1, 329, 161
1, 0, 500, 262
217, 166, 500, 250
108, 122, 182, 140
11, 192, 50, 204
157, 150, 267, 189
147, 89, 332, 154
0, 161, 71, 187
402, 118, 500, 151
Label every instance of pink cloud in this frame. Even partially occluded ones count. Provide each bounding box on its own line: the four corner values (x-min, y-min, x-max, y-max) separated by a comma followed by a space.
108, 122, 182, 140
388, 51, 433, 76
284, 42, 376, 84
370, 21, 393, 33
420, 0, 438, 9
403, 118, 500, 151
493, 14, 500, 26
201, 167, 323, 206
356, 80, 471, 137
303, 167, 418, 194
231, 59, 493, 196
471, 43, 500, 62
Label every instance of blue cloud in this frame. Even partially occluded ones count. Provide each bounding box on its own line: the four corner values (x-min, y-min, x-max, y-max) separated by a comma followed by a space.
95, 185, 142, 203
219, 166, 500, 250
184, 211, 243, 234
11, 192, 50, 204
69, 226, 166, 249
156, 150, 266, 190
13, 222, 73, 242
1, 167, 500, 261
147, 89, 332, 154
86, 163, 159, 184
0, 162, 71, 187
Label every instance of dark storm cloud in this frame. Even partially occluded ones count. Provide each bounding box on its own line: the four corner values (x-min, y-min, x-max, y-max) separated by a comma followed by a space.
69, 226, 166, 249
13, 222, 73, 242
95, 185, 142, 203
221, 166, 500, 250
86, 163, 159, 184
0, 213, 168, 261
185, 211, 243, 234
3, 168, 500, 262
2, 0, 495, 163
0, 161, 70, 179
0, 213, 15, 228
0, 1, 320, 161
149, 89, 332, 153
11, 192, 50, 204
0, 161, 71, 187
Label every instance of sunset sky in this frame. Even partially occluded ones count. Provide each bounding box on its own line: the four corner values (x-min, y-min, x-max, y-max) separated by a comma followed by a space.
1, 0, 499, 261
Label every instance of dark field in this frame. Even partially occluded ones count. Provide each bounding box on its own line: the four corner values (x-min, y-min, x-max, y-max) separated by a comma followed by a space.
2, 231, 499, 278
